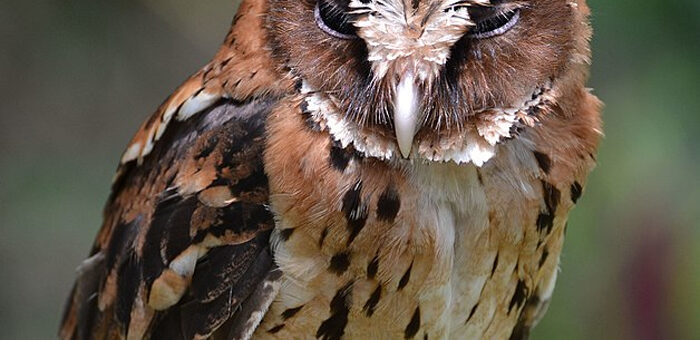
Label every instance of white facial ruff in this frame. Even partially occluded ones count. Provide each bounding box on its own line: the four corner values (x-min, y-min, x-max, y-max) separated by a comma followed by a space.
301, 81, 554, 166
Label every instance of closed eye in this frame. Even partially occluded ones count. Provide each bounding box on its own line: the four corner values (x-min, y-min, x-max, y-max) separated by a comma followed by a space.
467, 7, 521, 39
315, 0, 358, 40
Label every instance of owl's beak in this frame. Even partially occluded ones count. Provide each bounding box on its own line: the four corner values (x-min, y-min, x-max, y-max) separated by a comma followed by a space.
394, 73, 420, 158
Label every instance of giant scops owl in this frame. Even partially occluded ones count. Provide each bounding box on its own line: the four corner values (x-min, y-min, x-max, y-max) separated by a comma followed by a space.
60, 0, 602, 339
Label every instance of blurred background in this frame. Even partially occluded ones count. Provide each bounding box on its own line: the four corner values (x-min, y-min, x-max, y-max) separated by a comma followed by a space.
0, 0, 698, 339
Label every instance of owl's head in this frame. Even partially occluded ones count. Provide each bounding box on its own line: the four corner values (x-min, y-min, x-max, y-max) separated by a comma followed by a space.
267, 0, 592, 165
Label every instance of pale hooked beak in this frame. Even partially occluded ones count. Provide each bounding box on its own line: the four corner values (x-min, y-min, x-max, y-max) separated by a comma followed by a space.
394, 72, 420, 158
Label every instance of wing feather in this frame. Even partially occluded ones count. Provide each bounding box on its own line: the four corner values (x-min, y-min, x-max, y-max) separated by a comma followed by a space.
60, 96, 281, 340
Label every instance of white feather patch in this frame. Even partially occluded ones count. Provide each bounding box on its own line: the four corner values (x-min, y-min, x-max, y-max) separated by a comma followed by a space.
121, 142, 142, 164
301, 81, 552, 166
176, 90, 220, 121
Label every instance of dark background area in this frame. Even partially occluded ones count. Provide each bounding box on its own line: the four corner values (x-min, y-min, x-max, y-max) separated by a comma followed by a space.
1, 0, 698, 339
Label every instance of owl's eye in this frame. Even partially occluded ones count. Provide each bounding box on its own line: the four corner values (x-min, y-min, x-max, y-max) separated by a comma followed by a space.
315, 0, 357, 39
467, 7, 521, 39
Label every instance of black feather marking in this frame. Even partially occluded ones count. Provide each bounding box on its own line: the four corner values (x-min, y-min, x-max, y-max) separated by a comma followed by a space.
398, 261, 413, 291
330, 141, 351, 171
570, 181, 583, 203
491, 252, 499, 277
319, 226, 329, 248
282, 305, 304, 320
536, 213, 554, 235
367, 254, 379, 279
163, 196, 198, 262
104, 219, 139, 273
533, 151, 552, 174
316, 281, 353, 340
279, 228, 295, 241
69, 253, 106, 340
404, 306, 421, 339
536, 181, 561, 235
363, 284, 382, 317
203, 202, 273, 240
342, 181, 368, 245
268, 324, 285, 334
329, 252, 351, 275
508, 280, 529, 314
542, 181, 561, 214
465, 303, 478, 323
115, 251, 141, 332
142, 194, 190, 286
539, 248, 549, 268
376, 186, 401, 223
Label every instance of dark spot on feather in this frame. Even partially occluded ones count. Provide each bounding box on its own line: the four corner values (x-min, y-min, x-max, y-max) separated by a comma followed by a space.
508, 280, 529, 314
491, 253, 499, 277
367, 254, 379, 279
220, 57, 233, 68
536, 212, 554, 235
466, 303, 478, 323
363, 284, 382, 317
329, 252, 351, 275
476, 169, 484, 185
411, 0, 420, 10
398, 261, 413, 290
539, 248, 549, 268
279, 228, 295, 241
319, 226, 329, 248
542, 181, 560, 213
268, 324, 285, 334
533, 151, 551, 174
571, 181, 583, 203
330, 142, 351, 171
404, 306, 421, 339
537, 181, 561, 235
316, 281, 352, 340
282, 305, 304, 320
376, 186, 401, 223
342, 181, 368, 245
329, 140, 363, 172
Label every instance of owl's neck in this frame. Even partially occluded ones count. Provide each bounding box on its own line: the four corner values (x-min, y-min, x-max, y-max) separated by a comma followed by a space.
300, 81, 553, 166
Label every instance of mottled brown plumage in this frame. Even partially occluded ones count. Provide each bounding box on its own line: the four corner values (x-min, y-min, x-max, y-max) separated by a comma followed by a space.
60, 0, 601, 339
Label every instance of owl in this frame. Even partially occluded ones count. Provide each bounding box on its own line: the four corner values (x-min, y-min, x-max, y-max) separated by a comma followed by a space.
59, 0, 601, 339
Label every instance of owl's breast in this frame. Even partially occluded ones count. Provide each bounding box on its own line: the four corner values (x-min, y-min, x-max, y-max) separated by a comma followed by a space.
254, 97, 588, 339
